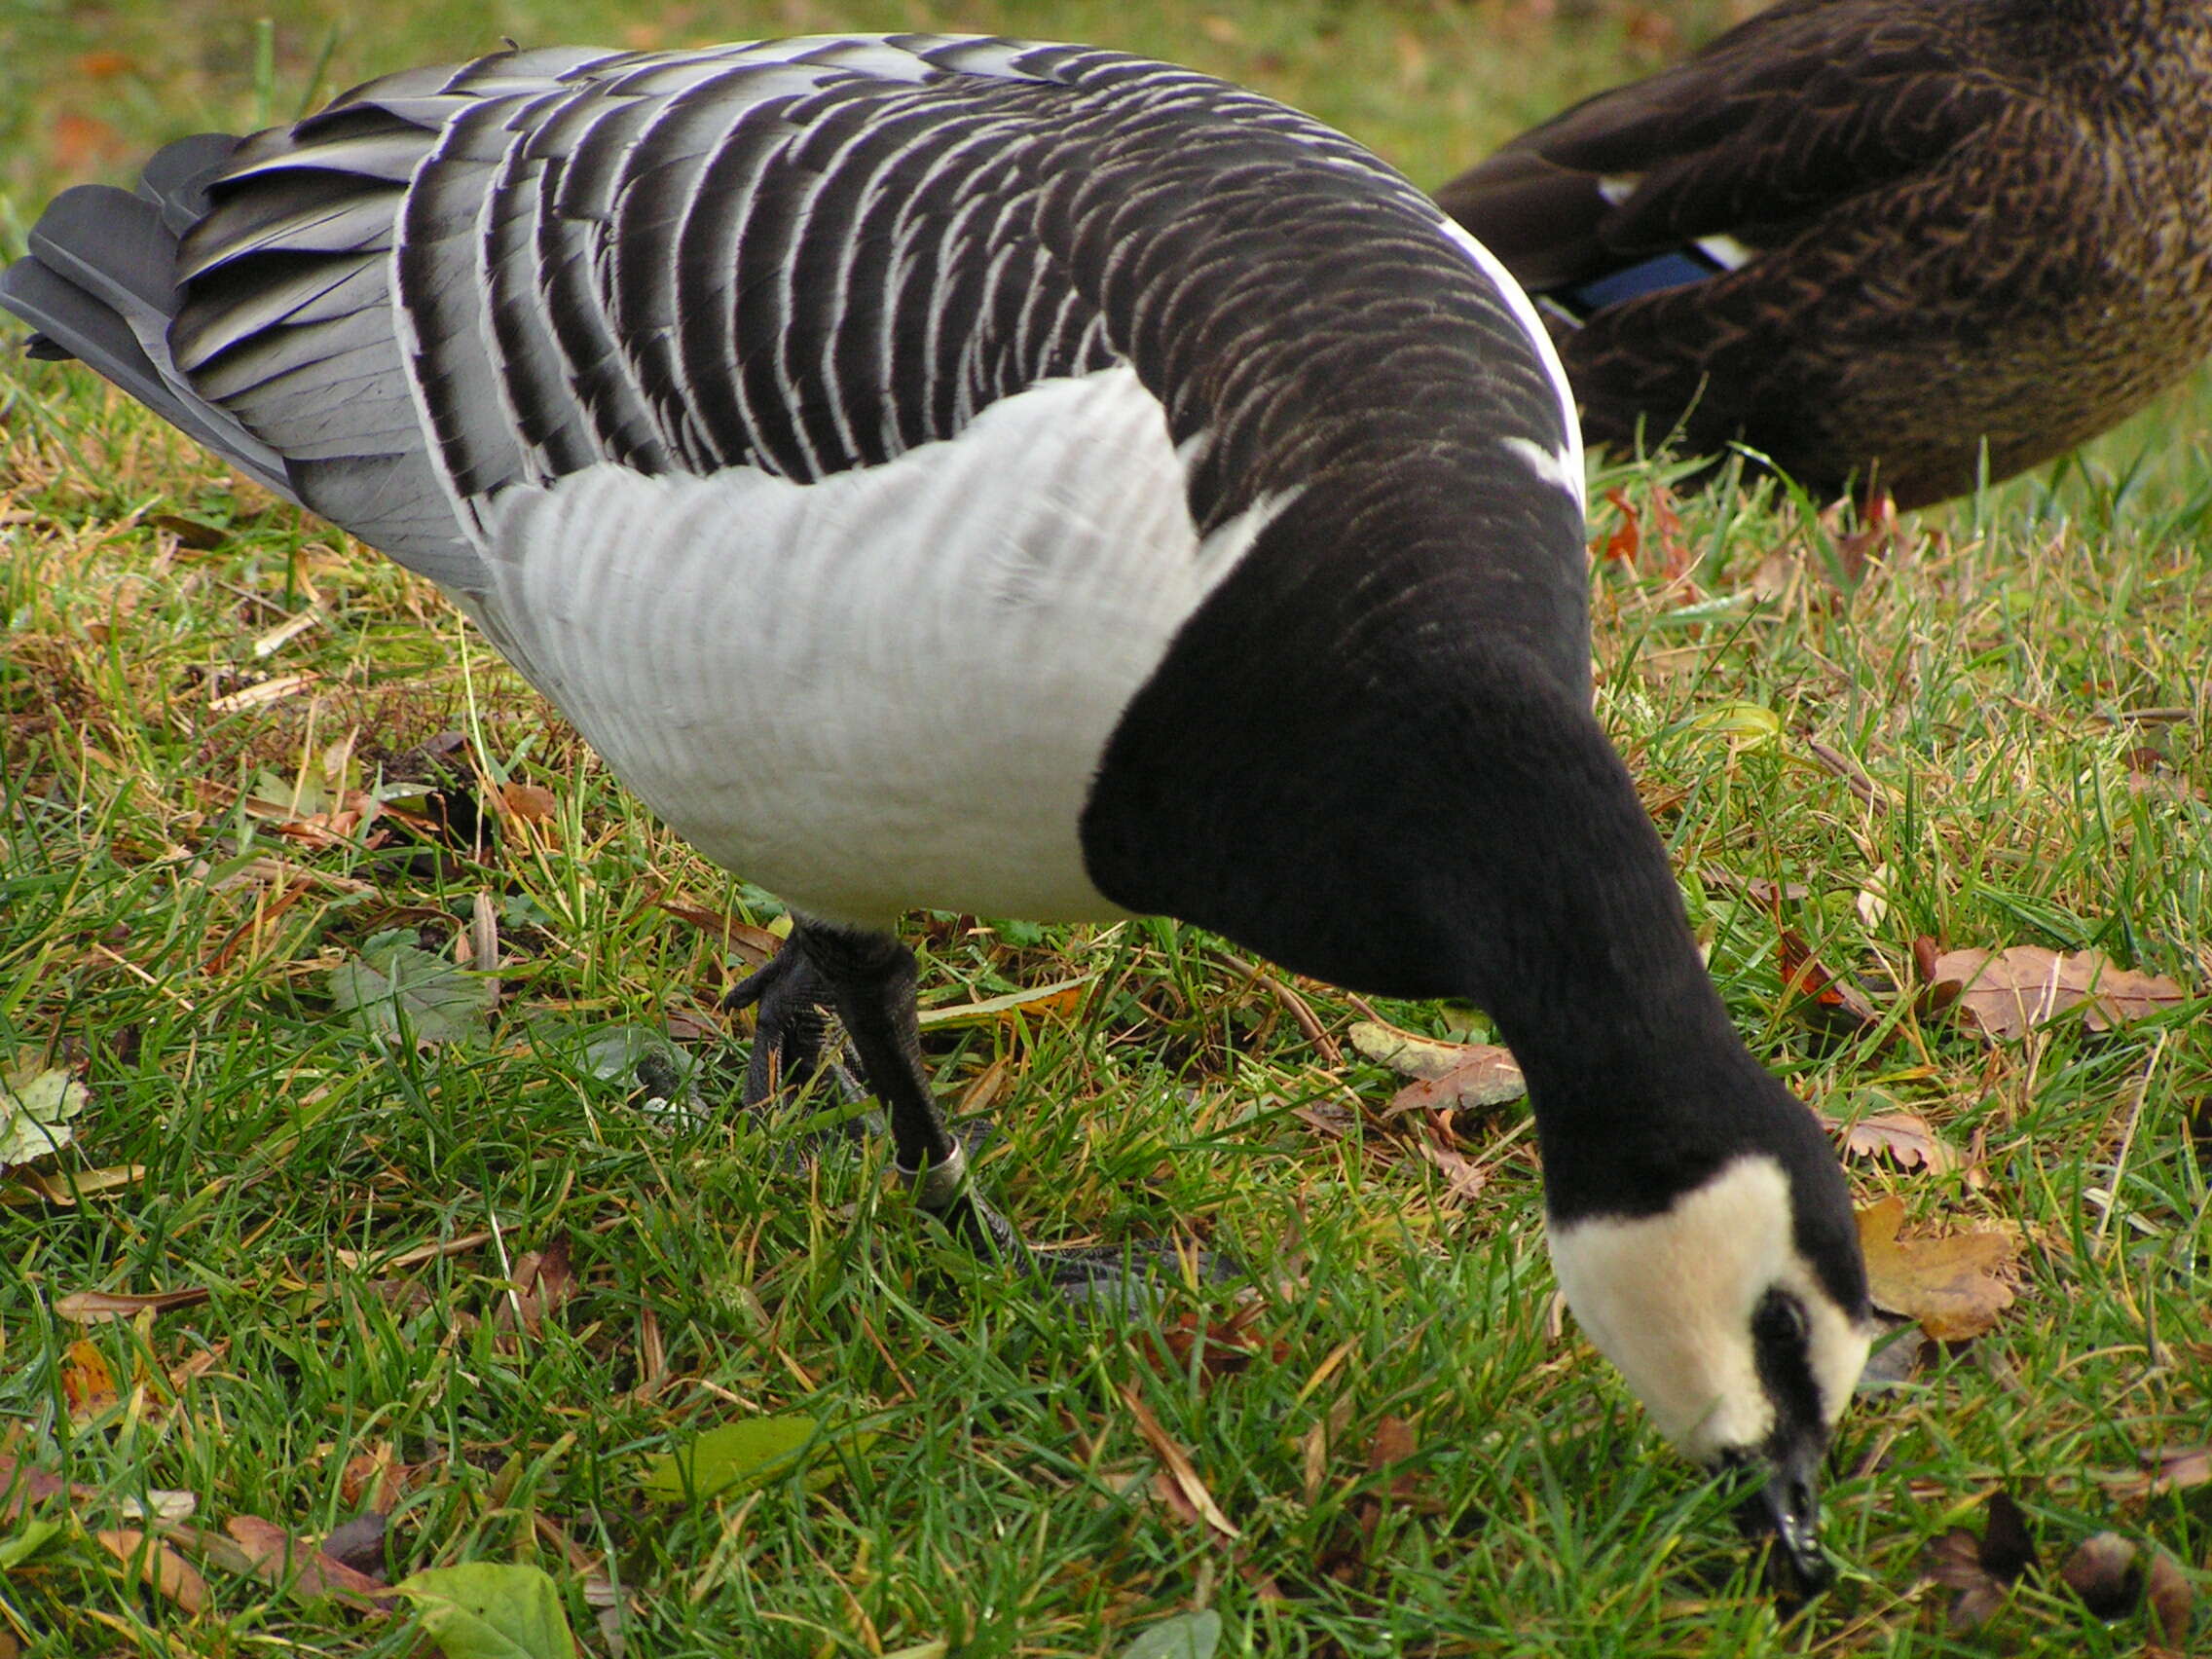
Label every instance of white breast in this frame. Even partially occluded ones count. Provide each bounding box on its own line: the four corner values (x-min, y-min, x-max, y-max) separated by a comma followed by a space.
464, 363, 1286, 926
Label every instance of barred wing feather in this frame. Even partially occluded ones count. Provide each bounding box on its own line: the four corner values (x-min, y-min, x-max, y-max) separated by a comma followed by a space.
0, 33, 1580, 918
144, 36, 1549, 573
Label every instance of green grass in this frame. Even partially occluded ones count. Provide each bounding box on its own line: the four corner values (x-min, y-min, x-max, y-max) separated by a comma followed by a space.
2, 3, 2208, 1656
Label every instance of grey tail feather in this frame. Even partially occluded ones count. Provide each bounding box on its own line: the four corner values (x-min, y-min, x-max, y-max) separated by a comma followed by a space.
136, 132, 248, 236
0, 133, 297, 501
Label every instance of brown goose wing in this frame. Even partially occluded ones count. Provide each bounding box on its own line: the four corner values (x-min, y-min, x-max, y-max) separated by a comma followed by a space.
1438, 0, 2023, 288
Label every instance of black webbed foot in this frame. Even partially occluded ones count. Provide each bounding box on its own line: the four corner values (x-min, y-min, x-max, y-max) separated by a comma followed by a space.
897, 1142, 1236, 1309
1035, 1239, 1242, 1311
722, 942, 872, 1141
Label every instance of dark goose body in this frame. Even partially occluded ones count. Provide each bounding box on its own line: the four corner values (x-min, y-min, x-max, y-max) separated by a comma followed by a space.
2, 34, 1869, 1583
1436, 0, 2212, 507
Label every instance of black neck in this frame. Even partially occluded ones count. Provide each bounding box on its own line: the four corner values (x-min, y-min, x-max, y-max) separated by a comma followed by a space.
1083, 499, 1800, 1223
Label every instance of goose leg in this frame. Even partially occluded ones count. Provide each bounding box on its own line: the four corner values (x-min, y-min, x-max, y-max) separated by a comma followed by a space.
751, 917, 1234, 1306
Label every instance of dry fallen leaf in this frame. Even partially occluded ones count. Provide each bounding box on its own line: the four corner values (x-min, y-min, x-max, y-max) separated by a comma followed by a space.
225, 1515, 395, 1609
917, 978, 1090, 1029
207, 671, 317, 714
4, 1163, 147, 1206
1121, 1383, 1238, 1545
496, 782, 558, 824
1855, 1321, 1927, 1392
330, 1228, 493, 1272
1355, 1416, 1425, 1542
337, 1443, 421, 1513
1141, 1301, 1288, 1386
2095, 1444, 2212, 1501
1410, 1129, 1490, 1201
0, 1456, 69, 1522
1348, 1021, 1466, 1081
495, 1235, 577, 1350
0, 1061, 90, 1168
1924, 1490, 2035, 1632
1855, 864, 1893, 932
317, 1513, 388, 1577
2148, 1549, 2194, 1651
1599, 483, 1692, 578
1350, 1021, 1527, 1110
95, 1528, 208, 1615
1839, 1112, 1958, 1174
122, 1490, 198, 1526
61, 1339, 120, 1421
2060, 1531, 2139, 1617
1856, 1198, 2019, 1340
1932, 946, 2187, 1040
55, 1286, 213, 1322
1777, 928, 1883, 1037
1703, 868, 1812, 904
1383, 1047, 1526, 1116
658, 899, 783, 967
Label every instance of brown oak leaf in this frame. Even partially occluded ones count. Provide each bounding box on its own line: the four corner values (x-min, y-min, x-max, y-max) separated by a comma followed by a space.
1347, 1021, 1526, 1114
1856, 1197, 2018, 1340
1840, 1111, 1958, 1173
1924, 1490, 2035, 1631
1931, 946, 2186, 1040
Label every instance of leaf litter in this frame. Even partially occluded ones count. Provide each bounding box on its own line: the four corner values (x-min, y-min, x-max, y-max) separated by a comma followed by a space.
2095, 1444, 2211, 1501
639, 1413, 870, 1502
1855, 1197, 2020, 1340
1775, 927, 1884, 1041
1345, 1021, 1520, 1198
329, 928, 496, 1045
1931, 945, 2188, 1040
1140, 1299, 1289, 1385
1347, 1021, 1527, 1112
493, 1235, 577, 1351
94, 1528, 208, 1616
1120, 1382, 1238, 1545
221, 1515, 395, 1610
0, 1060, 89, 1167
395, 1562, 577, 1659
1838, 1110, 1958, 1174
1923, 1489, 2036, 1631
54, 1285, 213, 1322
1118, 1382, 1282, 1599
1120, 1609, 1223, 1659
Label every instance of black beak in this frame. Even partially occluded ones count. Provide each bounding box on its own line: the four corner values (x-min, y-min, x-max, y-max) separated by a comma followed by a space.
1731, 1438, 1833, 1595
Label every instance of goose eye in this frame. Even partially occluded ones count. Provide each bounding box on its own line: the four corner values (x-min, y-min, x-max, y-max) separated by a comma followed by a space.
1751, 1291, 1807, 1348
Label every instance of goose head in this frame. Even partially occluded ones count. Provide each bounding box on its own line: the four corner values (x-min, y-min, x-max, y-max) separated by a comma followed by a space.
1546, 1096, 1871, 1591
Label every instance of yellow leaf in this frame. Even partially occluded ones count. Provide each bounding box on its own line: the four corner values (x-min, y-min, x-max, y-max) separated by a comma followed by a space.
95, 1529, 208, 1614
1856, 1198, 2018, 1340
62, 1339, 118, 1420
917, 978, 1089, 1029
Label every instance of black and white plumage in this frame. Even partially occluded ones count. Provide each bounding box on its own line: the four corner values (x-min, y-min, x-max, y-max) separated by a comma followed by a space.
2, 35, 1869, 1586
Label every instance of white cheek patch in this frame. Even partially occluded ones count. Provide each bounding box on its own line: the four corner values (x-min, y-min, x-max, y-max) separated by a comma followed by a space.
1802, 1276, 1874, 1435
1549, 1158, 1874, 1462
1550, 1159, 1788, 1459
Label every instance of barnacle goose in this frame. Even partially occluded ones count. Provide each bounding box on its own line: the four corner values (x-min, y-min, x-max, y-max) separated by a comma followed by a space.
1, 34, 1871, 1585
1434, 0, 2212, 507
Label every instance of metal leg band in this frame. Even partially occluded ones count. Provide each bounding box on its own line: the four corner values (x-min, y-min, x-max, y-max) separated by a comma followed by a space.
897, 1141, 970, 1211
